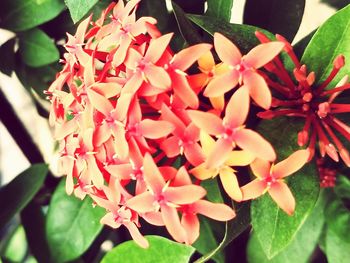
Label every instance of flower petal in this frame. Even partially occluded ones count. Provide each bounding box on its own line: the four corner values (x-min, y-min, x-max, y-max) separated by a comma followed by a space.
145, 65, 171, 89
165, 185, 206, 204
224, 86, 250, 127
273, 149, 310, 178
206, 138, 233, 169
190, 163, 217, 180
184, 143, 205, 166
235, 128, 276, 162
241, 179, 266, 200
145, 33, 173, 63
143, 153, 166, 192
181, 213, 200, 245
124, 222, 149, 248
172, 43, 212, 71
126, 191, 155, 213
171, 74, 198, 109
219, 167, 242, 201
268, 182, 295, 215
198, 51, 215, 71
161, 205, 187, 243
87, 88, 113, 116
243, 71, 271, 109
203, 71, 239, 98
214, 32, 242, 65
192, 200, 236, 221
140, 119, 174, 139
244, 42, 284, 69
187, 110, 223, 135
225, 150, 255, 166
105, 163, 133, 180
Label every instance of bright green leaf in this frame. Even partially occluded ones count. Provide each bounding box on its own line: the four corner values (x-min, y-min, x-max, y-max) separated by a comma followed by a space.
252, 117, 320, 258
206, 0, 233, 22
0, 164, 48, 227
0, 0, 65, 32
187, 14, 274, 53
2, 226, 27, 262
101, 236, 195, 263
301, 5, 350, 87
46, 180, 105, 263
19, 28, 59, 68
64, 0, 99, 23
248, 190, 327, 263
243, 0, 305, 42
325, 197, 350, 263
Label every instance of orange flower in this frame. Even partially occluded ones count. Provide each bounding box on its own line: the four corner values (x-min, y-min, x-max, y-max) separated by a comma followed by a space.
241, 149, 310, 215
204, 33, 284, 109
188, 88, 276, 168
191, 131, 255, 201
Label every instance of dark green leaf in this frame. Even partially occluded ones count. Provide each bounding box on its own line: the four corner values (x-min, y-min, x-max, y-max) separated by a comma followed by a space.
301, 5, 350, 87
21, 201, 51, 263
64, 0, 99, 23
101, 236, 195, 263
0, 164, 48, 227
325, 197, 350, 263
193, 217, 225, 263
172, 2, 203, 45
19, 28, 59, 68
0, 0, 65, 32
248, 190, 327, 263
187, 14, 274, 53
243, 0, 305, 42
252, 117, 320, 258
195, 202, 250, 262
206, 0, 233, 22
201, 178, 224, 203
334, 175, 350, 200
0, 38, 16, 76
46, 180, 105, 263
138, 0, 170, 33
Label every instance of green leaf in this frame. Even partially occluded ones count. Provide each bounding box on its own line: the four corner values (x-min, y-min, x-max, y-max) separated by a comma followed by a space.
138, 0, 170, 33
243, 0, 305, 42
172, 2, 203, 45
301, 5, 350, 87
2, 226, 27, 262
206, 0, 233, 22
46, 180, 105, 263
64, 0, 99, 23
194, 202, 250, 262
200, 178, 224, 203
0, 0, 65, 32
252, 117, 320, 258
101, 236, 195, 263
334, 175, 350, 200
0, 164, 48, 227
325, 197, 350, 263
248, 190, 328, 263
193, 217, 225, 263
187, 14, 274, 53
19, 28, 59, 68
0, 38, 16, 76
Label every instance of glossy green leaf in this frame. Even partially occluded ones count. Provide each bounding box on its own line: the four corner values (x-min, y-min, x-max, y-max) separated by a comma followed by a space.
248, 190, 327, 263
195, 202, 250, 262
334, 175, 350, 200
2, 226, 27, 262
0, 0, 65, 32
193, 217, 225, 263
243, 0, 305, 42
206, 0, 233, 22
0, 164, 48, 227
325, 197, 350, 263
64, 0, 99, 23
19, 28, 59, 68
252, 117, 320, 258
101, 236, 195, 263
172, 2, 203, 45
301, 5, 350, 87
46, 180, 105, 263
187, 14, 274, 53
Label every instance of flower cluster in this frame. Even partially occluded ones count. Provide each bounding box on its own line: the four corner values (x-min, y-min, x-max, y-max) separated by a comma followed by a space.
256, 32, 350, 169
47, 0, 311, 247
